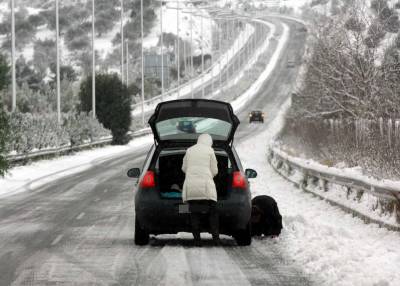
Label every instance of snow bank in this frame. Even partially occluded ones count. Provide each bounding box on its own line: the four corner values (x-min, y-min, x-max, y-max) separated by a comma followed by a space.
236, 98, 400, 286
270, 146, 400, 228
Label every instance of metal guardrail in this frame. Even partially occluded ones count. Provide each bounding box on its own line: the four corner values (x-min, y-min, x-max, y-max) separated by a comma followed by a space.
7, 128, 152, 165
268, 146, 400, 230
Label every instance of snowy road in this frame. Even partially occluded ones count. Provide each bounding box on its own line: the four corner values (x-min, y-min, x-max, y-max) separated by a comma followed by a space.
0, 17, 314, 285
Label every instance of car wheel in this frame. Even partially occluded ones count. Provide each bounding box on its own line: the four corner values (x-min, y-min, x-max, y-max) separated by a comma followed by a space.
234, 222, 252, 246
134, 217, 149, 245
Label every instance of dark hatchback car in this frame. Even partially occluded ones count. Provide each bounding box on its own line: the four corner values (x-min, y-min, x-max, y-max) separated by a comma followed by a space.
249, 110, 265, 123
127, 99, 257, 246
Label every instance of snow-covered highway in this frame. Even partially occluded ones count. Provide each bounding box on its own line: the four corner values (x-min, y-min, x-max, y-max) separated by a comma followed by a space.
1, 15, 399, 286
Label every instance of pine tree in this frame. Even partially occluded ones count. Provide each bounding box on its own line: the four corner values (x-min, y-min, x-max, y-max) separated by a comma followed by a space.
79, 73, 131, 144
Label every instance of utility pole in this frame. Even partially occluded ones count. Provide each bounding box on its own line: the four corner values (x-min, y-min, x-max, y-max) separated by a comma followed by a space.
121, 0, 124, 83
218, 20, 222, 94
141, 0, 145, 125
201, 13, 204, 98
126, 40, 129, 87
210, 16, 213, 97
92, 0, 96, 118
190, 4, 194, 98
160, 1, 164, 101
177, 0, 180, 97
11, 0, 16, 112
56, 0, 61, 124
183, 40, 187, 79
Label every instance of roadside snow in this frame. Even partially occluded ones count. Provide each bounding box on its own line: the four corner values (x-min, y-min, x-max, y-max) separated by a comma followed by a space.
144, 3, 213, 55
236, 100, 400, 286
0, 135, 153, 199
271, 146, 400, 227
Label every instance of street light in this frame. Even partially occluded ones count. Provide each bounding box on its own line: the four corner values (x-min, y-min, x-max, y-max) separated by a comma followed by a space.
92, 0, 96, 118
121, 0, 124, 83
56, 0, 61, 124
141, 0, 145, 125
11, 0, 16, 112
160, 1, 164, 101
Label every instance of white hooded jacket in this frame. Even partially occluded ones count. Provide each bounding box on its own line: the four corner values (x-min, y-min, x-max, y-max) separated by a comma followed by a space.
182, 134, 218, 202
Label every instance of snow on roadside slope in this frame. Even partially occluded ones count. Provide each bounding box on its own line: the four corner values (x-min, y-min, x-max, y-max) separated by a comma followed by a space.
144, 2, 213, 55
0, 135, 153, 199
236, 100, 400, 286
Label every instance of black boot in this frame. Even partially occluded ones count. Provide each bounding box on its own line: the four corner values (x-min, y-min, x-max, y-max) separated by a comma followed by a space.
193, 233, 202, 247
212, 234, 221, 246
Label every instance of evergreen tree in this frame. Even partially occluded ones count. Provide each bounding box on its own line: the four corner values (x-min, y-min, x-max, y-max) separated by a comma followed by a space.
0, 54, 10, 176
79, 73, 131, 144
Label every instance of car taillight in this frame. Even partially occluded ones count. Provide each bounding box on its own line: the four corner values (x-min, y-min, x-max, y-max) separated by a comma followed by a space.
140, 171, 155, 188
232, 171, 247, 189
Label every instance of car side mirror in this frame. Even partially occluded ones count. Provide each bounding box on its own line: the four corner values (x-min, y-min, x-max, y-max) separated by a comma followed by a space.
127, 168, 141, 178
245, 168, 257, 179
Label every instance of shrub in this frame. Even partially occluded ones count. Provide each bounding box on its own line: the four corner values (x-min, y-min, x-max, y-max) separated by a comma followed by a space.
79, 73, 132, 144
0, 54, 9, 91
7, 112, 110, 154
345, 16, 366, 32
0, 101, 9, 176
63, 112, 110, 146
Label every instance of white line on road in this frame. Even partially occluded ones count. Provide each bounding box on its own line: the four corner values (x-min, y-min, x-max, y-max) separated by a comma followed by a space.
51, 234, 63, 246
76, 212, 85, 220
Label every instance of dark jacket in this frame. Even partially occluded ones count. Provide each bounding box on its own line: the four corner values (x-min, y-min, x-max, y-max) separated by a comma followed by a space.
251, 195, 282, 236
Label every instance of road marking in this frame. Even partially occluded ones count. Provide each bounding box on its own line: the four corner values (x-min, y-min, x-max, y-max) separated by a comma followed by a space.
51, 234, 63, 246
76, 212, 85, 220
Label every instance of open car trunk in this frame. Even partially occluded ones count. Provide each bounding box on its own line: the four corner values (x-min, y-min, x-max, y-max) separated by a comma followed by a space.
157, 150, 231, 200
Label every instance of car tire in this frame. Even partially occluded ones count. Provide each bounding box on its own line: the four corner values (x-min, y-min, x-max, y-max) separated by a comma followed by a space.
134, 217, 149, 245
234, 222, 252, 246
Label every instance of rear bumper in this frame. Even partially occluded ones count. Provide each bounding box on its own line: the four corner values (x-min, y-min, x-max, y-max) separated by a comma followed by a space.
135, 190, 251, 235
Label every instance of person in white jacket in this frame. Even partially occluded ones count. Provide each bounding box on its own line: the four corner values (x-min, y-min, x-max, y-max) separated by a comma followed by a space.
182, 133, 219, 246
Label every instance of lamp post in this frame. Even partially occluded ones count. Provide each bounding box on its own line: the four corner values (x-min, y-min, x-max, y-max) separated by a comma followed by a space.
121, 0, 124, 83
92, 0, 96, 118
177, 0, 180, 97
160, 1, 164, 101
11, 0, 16, 112
141, 0, 145, 125
126, 40, 129, 87
56, 0, 61, 124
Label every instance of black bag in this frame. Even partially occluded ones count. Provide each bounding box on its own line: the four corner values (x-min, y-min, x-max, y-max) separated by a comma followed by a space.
251, 195, 282, 236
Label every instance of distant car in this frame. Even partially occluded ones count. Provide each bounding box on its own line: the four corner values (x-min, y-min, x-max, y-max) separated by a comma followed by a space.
176, 120, 196, 133
286, 60, 296, 68
127, 99, 258, 246
249, 111, 265, 123
297, 26, 308, 33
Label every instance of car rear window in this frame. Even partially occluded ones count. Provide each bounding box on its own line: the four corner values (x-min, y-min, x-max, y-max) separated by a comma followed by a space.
156, 117, 232, 141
